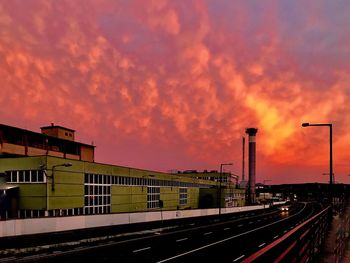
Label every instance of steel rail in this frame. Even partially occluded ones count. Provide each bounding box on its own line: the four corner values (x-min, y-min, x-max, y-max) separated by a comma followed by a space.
241, 205, 330, 263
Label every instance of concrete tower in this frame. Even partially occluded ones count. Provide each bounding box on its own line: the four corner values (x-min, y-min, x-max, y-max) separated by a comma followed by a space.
245, 128, 258, 205
242, 137, 245, 181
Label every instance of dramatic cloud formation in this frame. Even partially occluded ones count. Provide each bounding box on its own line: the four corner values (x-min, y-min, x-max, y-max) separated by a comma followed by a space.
0, 0, 350, 184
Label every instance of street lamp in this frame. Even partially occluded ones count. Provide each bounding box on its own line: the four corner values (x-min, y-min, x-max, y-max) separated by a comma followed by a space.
51, 163, 72, 191
263, 180, 272, 209
322, 173, 335, 184
302, 122, 333, 206
219, 163, 233, 215
230, 174, 239, 187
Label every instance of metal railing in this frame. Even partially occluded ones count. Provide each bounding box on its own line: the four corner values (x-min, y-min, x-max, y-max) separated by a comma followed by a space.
242, 206, 331, 262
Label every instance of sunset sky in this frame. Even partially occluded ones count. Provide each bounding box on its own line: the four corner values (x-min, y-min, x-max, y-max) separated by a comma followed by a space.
0, 0, 350, 184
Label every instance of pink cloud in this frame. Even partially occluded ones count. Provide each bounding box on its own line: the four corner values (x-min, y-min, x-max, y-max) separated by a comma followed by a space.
0, 1, 350, 184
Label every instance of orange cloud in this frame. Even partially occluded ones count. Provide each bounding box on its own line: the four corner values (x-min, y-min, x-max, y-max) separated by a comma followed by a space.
0, 1, 350, 183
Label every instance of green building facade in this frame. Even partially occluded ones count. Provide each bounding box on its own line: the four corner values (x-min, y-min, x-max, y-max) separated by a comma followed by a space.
0, 156, 244, 219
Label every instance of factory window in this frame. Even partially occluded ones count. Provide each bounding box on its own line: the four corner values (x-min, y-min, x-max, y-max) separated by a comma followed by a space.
10, 172, 16, 182
6, 170, 45, 183
38, 170, 44, 182
31, 170, 38, 182
84, 173, 111, 215
19, 171, 24, 182
90, 174, 211, 189
179, 188, 188, 205
147, 187, 160, 209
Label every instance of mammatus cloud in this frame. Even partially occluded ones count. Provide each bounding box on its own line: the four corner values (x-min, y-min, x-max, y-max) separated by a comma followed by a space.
0, 0, 350, 183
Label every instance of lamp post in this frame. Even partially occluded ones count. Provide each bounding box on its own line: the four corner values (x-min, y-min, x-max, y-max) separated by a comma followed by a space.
39, 164, 49, 215
302, 122, 333, 207
51, 163, 72, 191
219, 163, 233, 215
230, 174, 239, 187
322, 173, 335, 184
263, 180, 271, 209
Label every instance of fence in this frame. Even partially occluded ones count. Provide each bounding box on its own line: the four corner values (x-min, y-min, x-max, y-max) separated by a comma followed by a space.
242, 206, 331, 262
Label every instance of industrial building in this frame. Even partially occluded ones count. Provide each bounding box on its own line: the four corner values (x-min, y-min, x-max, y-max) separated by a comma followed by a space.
0, 123, 95, 162
0, 124, 245, 220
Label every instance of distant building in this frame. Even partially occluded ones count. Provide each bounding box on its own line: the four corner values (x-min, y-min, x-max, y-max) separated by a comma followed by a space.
178, 170, 232, 183
239, 180, 248, 189
176, 170, 245, 208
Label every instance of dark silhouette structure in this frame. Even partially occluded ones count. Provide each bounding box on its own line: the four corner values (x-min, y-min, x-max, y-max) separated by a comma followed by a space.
246, 128, 258, 205
302, 123, 333, 206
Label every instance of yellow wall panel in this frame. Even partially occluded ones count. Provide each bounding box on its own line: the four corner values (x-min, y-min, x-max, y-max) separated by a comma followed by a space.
19, 197, 46, 209
48, 184, 84, 197
18, 184, 46, 197
111, 186, 131, 195
51, 171, 84, 184
112, 195, 131, 205
49, 196, 84, 209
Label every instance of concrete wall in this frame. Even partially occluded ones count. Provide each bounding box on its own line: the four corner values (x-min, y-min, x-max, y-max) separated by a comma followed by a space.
0, 205, 266, 238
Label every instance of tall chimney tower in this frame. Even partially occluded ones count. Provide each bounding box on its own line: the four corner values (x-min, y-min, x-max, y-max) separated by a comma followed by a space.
245, 128, 258, 205
242, 137, 245, 181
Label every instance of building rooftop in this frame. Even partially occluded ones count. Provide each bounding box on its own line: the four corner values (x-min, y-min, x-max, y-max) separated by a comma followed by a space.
41, 124, 75, 132
0, 123, 93, 147
0, 123, 95, 162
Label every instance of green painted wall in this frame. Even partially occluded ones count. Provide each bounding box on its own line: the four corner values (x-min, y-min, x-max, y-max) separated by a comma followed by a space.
0, 156, 242, 214
46, 159, 85, 210
0, 156, 45, 172
1, 183, 48, 210
160, 187, 178, 209
188, 188, 199, 208
18, 184, 46, 209
0, 157, 48, 210
20, 197, 46, 209
49, 197, 83, 209
111, 186, 146, 213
